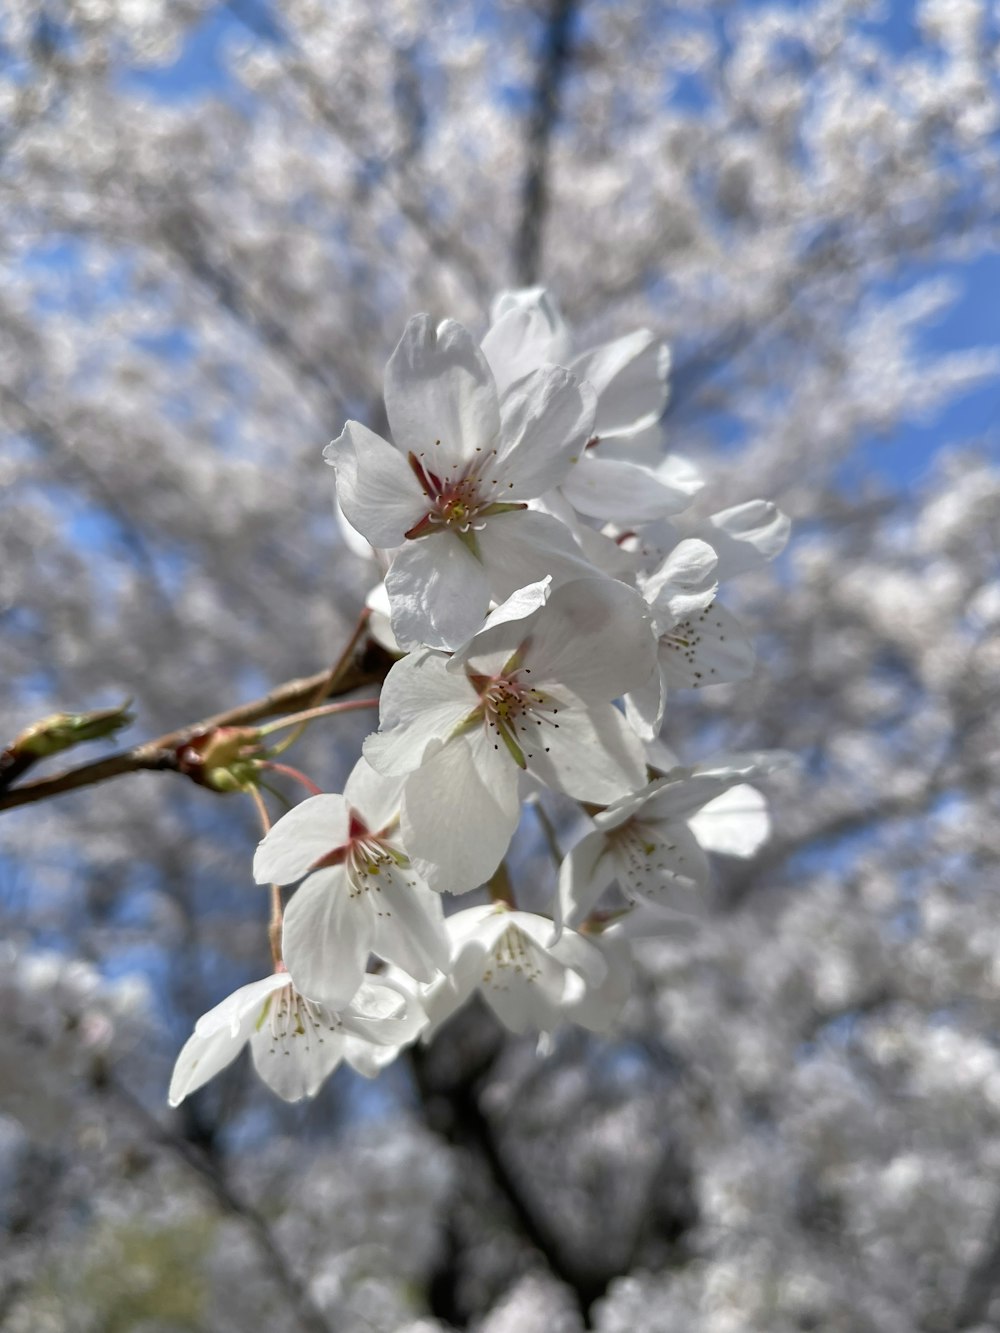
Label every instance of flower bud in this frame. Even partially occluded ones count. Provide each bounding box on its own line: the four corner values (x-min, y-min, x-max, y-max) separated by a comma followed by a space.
9, 701, 134, 759
175, 726, 263, 792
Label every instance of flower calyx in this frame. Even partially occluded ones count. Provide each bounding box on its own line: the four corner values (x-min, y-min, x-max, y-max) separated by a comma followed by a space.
175, 726, 265, 793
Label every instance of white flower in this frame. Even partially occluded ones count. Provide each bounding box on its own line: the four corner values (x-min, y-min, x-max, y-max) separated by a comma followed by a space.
168, 971, 425, 1105
364, 577, 655, 894
253, 760, 449, 1010
560, 927, 634, 1033
625, 537, 756, 740
634, 498, 792, 581
423, 903, 627, 1036
324, 315, 596, 650
483, 287, 700, 524
484, 287, 669, 443
688, 783, 771, 857
556, 762, 771, 933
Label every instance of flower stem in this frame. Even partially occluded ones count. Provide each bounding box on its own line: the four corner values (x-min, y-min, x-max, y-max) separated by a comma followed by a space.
531, 797, 563, 868
266, 608, 374, 754
487, 860, 517, 908
258, 696, 379, 745
245, 783, 284, 967
261, 761, 323, 797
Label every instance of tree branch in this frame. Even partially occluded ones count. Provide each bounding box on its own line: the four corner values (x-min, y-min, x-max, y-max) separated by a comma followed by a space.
412, 1016, 607, 1325
514, 0, 579, 285
0, 627, 394, 813
955, 1191, 1000, 1328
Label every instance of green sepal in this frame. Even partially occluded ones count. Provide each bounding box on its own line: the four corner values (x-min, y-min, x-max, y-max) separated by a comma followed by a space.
448, 707, 486, 741
497, 721, 527, 770
454, 527, 482, 560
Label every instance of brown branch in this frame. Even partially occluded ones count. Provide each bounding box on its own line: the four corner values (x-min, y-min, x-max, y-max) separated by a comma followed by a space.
0, 625, 395, 814
514, 0, 579, 285
411, 1011, 609, 1325
955, 1191, 1000, 1327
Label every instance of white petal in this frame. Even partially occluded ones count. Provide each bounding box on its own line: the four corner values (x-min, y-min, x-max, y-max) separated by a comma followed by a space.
168, 1020, 253, 1106
590, 783, 660, 832
193, 973, 289, 1039
515, 912, 608, 988
445, 577, 554, 681
324, 421, 426, 549
364, 582, 401, 653
484, 289, 571, 394
456, 577, 552, 663
364, 650, 477, 776
253, 794, 350, 885
691, 751, 796, 780
371, 875, 451, 980
384, 316, 500, 478
563, 931, 632, 1032
343, 758, 407, 833
445, 902, 509, 949
386, 532, 491, 651
643, 733, 681, 775
402, 730, 521, 895
494, 367, 595, 497
424, 910, 509, 1037
688, 784, 771, 857
617, 821, 712, 913
539, 490, 640, 577
520, 577, 656, 702
249, 994, 346, 1102
341, 974, 428, 1046
527, 699, 647, 804
639, 773, 739, 823
281, 868, 373, 1011
623, 665, 667, 743
652, 452, 704, 499
657, 602, 755, 690
571, 330, 669, 439
703, 500, 791, 580
422, 937, 489, 1036
479, 927, 568, 1034
562, 456, 694, 522
477, 509, 597, 607
342, 1034, 405, 1078
556, 828, 618, 934
643, 539, 719, 625
334, 491, 379, 561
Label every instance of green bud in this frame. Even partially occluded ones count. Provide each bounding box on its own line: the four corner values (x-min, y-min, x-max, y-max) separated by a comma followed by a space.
13, 701, 134, 759
204, 766, 250, 794
176, 728, 263, 793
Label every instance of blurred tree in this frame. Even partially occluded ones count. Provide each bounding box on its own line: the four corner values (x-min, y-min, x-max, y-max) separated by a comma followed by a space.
0, 1, 998, 1329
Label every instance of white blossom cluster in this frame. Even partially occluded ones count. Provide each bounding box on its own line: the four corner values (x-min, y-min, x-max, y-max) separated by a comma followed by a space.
2, 0, 999, 1328
169, 289, 788, 1106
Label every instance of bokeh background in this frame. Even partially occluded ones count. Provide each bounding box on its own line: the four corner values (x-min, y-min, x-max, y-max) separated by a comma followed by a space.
1, 1, 999, 1329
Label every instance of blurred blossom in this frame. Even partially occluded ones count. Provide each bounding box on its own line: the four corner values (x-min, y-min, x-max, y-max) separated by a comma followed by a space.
1, 0, 1000, 1328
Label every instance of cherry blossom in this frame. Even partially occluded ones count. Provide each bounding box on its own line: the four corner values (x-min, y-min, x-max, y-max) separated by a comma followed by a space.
556, 762, 773, 933
422, 903, 627, 1037
253, 760, 449, 1010
483, 287, 702, 524
364, 577, 656, 894
633, 498, 793, 581
625, 537, 758, 739
168, 971, 425, 1105
324, 315, 596, 650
